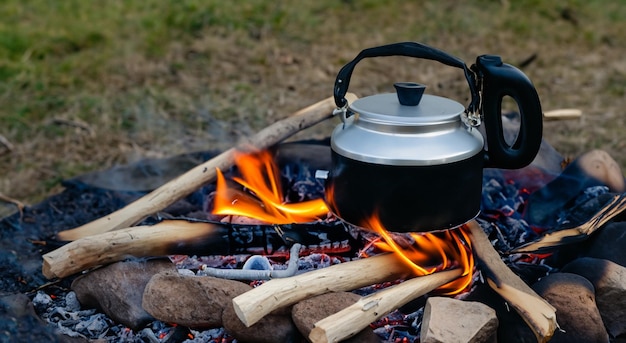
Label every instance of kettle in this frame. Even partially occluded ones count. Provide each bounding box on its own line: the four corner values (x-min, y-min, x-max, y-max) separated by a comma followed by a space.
324, 42, 543, 232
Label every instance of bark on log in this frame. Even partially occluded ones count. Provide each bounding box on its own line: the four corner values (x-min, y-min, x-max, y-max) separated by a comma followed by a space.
467, 220, 558, 343
232, 253, 413, 327
56, 93, 358, 241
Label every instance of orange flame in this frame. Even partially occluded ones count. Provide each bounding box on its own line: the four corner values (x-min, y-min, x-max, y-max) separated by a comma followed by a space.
212, 150, 329, 223
212, 150, 474, 294
364, 213, 474, 295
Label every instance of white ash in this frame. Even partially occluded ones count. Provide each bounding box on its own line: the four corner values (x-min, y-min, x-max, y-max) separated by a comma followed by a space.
34, 291, 113, 340
32, 287, 232, 342
31, 251, 350, 343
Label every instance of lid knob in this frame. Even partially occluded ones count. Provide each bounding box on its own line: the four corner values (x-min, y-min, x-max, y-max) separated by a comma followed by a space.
394, 82, 426, 106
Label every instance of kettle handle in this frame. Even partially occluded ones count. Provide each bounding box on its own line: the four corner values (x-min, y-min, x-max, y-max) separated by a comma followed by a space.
473, 55, 543, 169
333, 41, 480, 114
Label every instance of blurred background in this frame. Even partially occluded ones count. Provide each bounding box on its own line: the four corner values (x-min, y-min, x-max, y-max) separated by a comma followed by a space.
1, 0, 624, 206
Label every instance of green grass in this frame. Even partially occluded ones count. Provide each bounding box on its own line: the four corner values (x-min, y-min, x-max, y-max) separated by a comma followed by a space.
1, 0, 625, 204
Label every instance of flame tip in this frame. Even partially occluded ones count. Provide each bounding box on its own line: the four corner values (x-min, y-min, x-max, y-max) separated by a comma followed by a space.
211, 150, 329, 224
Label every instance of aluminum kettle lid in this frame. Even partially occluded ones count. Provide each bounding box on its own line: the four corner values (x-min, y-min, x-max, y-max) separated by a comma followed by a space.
333, 82, 484, 166
349, 83, 464, 126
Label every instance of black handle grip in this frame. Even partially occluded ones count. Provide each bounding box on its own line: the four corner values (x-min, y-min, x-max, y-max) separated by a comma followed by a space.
333, 42, 480, 113
475, 55, 543, 169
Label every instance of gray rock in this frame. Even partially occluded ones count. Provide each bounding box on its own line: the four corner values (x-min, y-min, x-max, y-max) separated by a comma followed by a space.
420, 296, 498, 343
222, 302, 301, 343
584, 222, 626, 267
71, 258, 175, 330
561, 257, 626, 337
532, 272, 608, 343
291, 292, 380, 342
462, 282, 537, 343
142, 271, 251, 329
524, 150, 622, 229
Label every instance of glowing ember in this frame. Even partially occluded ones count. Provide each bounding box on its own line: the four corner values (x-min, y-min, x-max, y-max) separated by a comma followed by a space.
363, 214, 474, 295
212, 149, 474, 295
212, 150, 329, 223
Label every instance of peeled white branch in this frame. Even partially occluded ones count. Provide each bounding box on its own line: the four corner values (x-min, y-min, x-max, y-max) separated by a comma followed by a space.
467, 220, 557, 343
232, 253, 412, 327
309, 269, 462, 343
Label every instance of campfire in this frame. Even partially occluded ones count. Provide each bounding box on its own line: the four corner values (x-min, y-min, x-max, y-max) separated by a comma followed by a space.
6, 95, 625, 342
212, 149, 474, 295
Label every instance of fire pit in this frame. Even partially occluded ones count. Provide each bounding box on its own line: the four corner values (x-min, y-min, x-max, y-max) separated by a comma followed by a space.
2, 96, 626, 343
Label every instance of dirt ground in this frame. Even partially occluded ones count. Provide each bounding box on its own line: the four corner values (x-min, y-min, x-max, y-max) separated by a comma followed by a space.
0, 2, 624, 209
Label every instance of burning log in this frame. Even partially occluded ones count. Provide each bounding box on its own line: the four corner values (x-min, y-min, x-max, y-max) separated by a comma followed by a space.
56, 93, 358, 241
42, 220, 227, 279
42, 219, 353, 279
309, 268, 462, 343
513, 193, 626, 254
467, 220, 558, 343
232, 253, 413, 327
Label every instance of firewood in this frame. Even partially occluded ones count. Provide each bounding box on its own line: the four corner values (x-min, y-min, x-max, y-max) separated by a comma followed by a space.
232, 253, 413, 327
467, 220, 558, 343
0, 192, 26, 216
543, 108, 582, 121
42, 220, 225, 279
0, 134, 14, 152
512, 193, 626, 254
308, 268, 462, 343
56, 93, 358, 241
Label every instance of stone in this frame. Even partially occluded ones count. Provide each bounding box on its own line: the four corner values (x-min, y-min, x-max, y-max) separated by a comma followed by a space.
532, 272, 608, 343
222, 302, 301, 343
576, 149, 625, 193
420, 296, 498, 343
71, 258, 175, 330
583, 222, 626, 267
290, 292, 381, 343
524, 150, 624, 229
462, 282, 537, 342
561, 257, 626, 337
142, 271, 251, 329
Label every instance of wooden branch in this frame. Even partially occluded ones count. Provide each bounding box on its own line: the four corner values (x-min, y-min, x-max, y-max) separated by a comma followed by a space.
57, 93, 358, 241
543, 108, 582, 121
467, 220, 557, 343
309, 269, 462, 343
0, 134, 14, 153
0, 192, 26, 216
512, 193, 626, 254
43, 220, 225, 279
49, 117, 95, 136
232, 253, 413, 327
